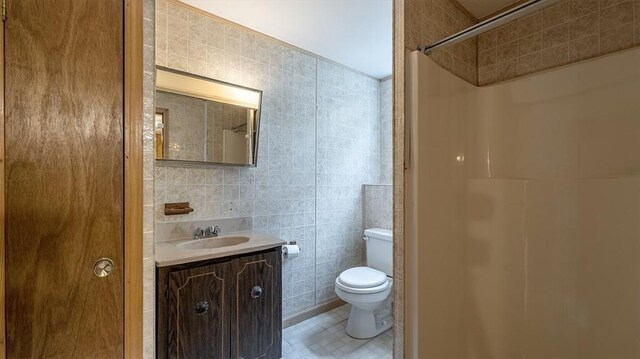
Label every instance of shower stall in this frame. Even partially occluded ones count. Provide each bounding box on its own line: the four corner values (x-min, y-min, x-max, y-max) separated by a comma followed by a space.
405, 1, 640, 357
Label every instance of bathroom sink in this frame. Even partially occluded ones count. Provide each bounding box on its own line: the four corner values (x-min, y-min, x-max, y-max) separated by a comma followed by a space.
179, 236, 250, 250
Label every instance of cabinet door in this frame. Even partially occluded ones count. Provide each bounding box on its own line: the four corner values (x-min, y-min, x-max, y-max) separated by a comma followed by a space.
168, 262, 230, 359
231, 250, 282, 359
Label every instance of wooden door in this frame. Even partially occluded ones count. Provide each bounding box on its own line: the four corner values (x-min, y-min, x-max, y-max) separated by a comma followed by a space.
4, 0, 124, 357
231, 251, 282, 359
167, 262, 230, 359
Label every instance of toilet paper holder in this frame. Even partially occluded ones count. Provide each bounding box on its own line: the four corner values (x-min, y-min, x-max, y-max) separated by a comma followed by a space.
285, 241, 301, 250
282, 241, 301, 259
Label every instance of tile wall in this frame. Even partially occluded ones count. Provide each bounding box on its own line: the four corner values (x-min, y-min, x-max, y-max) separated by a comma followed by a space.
315, 60, 381, 304
380, 78, 393, 184
393, 0, 406, 357
404, 0, 478, 84
478, 0, 640, 85
142, 0, 156, 357
155, 0, 387, 319
364, 185, 394, 231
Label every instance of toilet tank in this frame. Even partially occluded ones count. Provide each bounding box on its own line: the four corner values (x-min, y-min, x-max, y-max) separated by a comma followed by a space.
364, 228, 393, 277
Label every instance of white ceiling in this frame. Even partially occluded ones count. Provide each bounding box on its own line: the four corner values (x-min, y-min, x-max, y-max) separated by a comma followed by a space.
456, 0, 520, 19
181, 0, 392, 79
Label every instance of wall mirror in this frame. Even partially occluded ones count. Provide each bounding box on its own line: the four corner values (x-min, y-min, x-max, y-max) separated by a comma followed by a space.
155, 67, 262, 166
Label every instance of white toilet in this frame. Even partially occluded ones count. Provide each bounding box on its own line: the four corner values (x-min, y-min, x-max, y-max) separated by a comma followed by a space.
335, 228, 393, 339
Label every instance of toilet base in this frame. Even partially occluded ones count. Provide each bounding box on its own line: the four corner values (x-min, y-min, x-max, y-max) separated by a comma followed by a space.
345, 297, 393, 339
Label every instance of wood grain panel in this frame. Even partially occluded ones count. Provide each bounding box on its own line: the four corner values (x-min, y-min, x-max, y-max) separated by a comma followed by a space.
168, 263, 230, 359
231, 251, 282, 359
0, 16, 5, 359
5, 0, 124, 357
124, 0, 144, 357
157, 248, 282, 359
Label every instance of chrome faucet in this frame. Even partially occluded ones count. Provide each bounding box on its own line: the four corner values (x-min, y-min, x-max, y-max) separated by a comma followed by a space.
206, 225, 222, 237
193, 225, 221, 239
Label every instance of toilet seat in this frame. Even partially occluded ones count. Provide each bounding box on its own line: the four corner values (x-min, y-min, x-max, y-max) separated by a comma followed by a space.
336, 267, 390, 294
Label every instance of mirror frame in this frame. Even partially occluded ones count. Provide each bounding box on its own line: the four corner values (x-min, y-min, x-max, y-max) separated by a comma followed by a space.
154, 66, 263, 167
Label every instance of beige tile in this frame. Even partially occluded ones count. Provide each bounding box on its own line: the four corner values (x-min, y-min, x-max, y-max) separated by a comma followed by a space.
167, 54, 188, 71
497, 59, 517, 81
518, 32, 542, 56
518, 12, 543, 37
155, 48, 167, 67
187, 12, 207, 44
187, 58, 207, 77
568, 12, 599, 40
600, 0, 630, 8
167, 34, 188, 58
497, 40, 518, 63
156, 27, 168, 53
187, 40, 205, 61
600, 22, 635, 53
478, 65, 497, 86
568, 34, 600, 62
543, 1, 570, 28
167, 1, 188, 20
570, 0, 599, 19
156, 0, 168, 15
541, 44, 569, 69
430, 3, 447, 31
478, 48, 496, 67
206, 18, 226, 50
542, 23, 569, 49
413, 0, 429, 17
457, 38, 476, 65
478, 29, 497, 49
449, 42, 468, 64
497, 21, 519, 45
517, 52, 542, 75
599, 1, 634, 29
167, 14, 188, 40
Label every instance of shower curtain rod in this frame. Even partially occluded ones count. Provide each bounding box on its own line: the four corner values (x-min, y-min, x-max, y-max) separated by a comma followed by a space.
419, 0, 561, 55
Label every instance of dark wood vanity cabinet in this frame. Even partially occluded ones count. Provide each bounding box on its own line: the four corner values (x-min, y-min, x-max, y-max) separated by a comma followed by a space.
231, 252, 282, 359
167, 262, 231, 358
157, 247, 282, 359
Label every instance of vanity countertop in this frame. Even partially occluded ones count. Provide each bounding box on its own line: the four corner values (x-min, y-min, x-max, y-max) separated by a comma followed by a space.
155, 230, 286, 267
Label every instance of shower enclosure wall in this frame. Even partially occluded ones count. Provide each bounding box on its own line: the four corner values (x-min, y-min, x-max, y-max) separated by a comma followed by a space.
406, 45, 640, 357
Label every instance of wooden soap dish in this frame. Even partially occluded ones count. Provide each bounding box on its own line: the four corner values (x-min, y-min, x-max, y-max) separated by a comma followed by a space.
164, 202, 194, 216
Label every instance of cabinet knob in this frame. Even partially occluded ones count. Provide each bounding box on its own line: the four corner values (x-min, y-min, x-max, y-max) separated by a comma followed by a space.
194, 300, 210, 316
251, 286, 263, 299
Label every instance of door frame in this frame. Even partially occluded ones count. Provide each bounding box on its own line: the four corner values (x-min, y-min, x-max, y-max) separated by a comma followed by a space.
0, 0, 144, 357
124, 0, 145, 358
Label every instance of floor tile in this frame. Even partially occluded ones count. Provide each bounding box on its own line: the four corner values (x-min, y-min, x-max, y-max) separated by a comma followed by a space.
282, 304, 393, 359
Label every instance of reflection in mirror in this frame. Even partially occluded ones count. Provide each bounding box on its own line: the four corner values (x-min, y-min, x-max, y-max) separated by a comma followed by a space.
154, 67, 262, 166
155, 108, 167, 159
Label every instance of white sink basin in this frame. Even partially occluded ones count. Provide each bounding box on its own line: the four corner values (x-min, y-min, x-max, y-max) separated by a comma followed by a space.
179, 236, 250, 250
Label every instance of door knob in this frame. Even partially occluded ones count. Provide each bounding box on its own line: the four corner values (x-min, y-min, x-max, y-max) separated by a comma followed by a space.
251, 286, 263, 299
93, 258, 114, 278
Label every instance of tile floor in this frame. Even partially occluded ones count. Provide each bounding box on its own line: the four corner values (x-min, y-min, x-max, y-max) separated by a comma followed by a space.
282, 304, 393, 359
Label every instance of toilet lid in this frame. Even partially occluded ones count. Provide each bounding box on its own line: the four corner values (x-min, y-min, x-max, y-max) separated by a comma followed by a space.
338, 267, 387, 288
